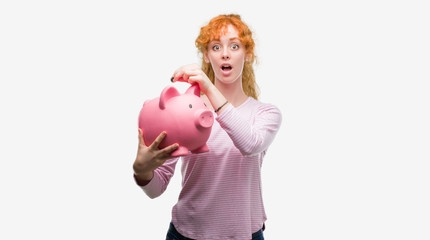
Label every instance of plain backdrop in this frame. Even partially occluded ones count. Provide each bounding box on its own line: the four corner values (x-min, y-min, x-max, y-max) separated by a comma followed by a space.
1, 0, 429, 239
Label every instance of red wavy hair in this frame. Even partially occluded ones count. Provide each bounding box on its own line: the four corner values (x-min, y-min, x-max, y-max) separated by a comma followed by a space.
195, 14, 259, 99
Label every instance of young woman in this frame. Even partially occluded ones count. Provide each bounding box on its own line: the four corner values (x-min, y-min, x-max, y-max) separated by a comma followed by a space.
133, 14, 282, 240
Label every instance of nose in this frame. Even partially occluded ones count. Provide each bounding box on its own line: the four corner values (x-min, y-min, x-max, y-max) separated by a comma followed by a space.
195, 109, 214, 129
222, 48, 230, 60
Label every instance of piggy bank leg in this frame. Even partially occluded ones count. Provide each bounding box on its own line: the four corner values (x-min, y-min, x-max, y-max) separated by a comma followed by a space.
191, 144, 209, 154
171, 146, 189, 157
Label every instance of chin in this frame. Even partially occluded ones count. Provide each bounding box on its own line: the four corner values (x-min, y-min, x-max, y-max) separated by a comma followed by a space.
215, 73, 242, 85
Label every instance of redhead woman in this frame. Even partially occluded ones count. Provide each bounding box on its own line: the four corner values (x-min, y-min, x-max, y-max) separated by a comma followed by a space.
133, 14, 282, 240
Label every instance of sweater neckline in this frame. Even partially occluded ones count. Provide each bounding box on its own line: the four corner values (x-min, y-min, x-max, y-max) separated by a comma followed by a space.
235, 97, 252, 110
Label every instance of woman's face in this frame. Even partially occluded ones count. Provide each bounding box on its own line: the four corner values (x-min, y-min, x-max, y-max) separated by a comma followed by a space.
205, 25, 247, 85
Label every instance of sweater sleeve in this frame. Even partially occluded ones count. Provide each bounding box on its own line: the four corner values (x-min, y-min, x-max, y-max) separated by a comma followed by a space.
137, 157, 180, 199
216, 102, 282, 157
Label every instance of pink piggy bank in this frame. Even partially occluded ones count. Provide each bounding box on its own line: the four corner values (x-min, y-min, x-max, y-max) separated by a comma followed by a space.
138, 84, 214, 157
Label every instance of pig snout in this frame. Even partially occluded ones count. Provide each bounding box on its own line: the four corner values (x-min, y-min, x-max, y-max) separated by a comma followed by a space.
195, 109, 214, 128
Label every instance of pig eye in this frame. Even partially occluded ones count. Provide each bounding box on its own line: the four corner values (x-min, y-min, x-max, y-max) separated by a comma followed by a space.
204, 103, 207, 107
189, 104, 192, 108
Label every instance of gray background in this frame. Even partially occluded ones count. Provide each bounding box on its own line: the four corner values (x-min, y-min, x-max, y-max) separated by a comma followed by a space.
1, 0, 429, 239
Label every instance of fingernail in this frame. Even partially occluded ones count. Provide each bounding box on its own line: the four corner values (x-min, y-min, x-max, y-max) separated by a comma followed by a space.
170, 77, 174, 82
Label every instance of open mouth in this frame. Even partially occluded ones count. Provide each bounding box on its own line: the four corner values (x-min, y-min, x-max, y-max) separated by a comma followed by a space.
221, 64, 232, 71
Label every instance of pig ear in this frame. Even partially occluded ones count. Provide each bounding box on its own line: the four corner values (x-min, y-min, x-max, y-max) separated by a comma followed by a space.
185, 83, 201, 96
159, 86, 180, 109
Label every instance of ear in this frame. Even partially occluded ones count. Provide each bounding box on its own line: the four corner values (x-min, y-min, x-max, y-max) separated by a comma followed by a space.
203, 51, 210, 63
159, 86, 180, 109
245, 53, 252, 62
185, 83, 200, 96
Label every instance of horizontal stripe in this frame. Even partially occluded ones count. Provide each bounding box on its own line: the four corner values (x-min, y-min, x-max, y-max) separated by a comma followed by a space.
140, 97, 282, 239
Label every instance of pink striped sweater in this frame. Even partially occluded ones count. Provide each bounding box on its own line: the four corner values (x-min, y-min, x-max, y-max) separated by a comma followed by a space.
139, 97, 282, 239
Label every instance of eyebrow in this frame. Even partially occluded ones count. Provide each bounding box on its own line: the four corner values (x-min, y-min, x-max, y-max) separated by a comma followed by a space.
211, 37, 241, 43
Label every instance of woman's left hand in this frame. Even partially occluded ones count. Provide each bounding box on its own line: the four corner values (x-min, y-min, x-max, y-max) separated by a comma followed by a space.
171, 64, 213, 94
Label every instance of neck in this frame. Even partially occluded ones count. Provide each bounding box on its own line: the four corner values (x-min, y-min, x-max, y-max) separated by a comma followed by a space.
214, 78, 248, 107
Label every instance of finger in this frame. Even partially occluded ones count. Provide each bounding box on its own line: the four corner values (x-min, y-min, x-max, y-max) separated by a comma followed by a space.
171, 69, 184, 82
160, 143, 179, 155
157, 144, 180, 161
149, 131, 167, 150
182, 68, 201, 77
182, 73, 189, 81
187, 75, 201, 84
138, 128, 147, 146
172, 75, 187, 83
172, 66, 199, 83
176, 77, 187, 83
188, 75, 212, 93
184, 69, 201, 75
176, 70, 201, 84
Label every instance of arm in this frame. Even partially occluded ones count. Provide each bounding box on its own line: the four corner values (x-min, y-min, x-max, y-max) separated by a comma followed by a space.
217, 103, 282, 156
135, 157, 180, 199
133, 129, 179, 198
170, 64, 281, 155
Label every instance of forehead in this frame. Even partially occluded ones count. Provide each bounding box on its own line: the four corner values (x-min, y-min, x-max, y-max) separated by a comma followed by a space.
212, 24, 240, 41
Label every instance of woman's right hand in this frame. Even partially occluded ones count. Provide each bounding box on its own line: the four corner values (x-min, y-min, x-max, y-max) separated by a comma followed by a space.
133, 129, 179, 184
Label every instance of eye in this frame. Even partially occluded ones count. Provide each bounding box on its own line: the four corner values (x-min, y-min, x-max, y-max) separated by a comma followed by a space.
231, 44, 239, 50
212, 45, 220, 51
204, 103, 207, 107
189, 104, 192, 108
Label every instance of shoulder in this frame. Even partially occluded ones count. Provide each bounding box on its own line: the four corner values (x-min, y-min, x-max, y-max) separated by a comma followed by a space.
247, 97, 282, 116
243, 98, 282, 126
